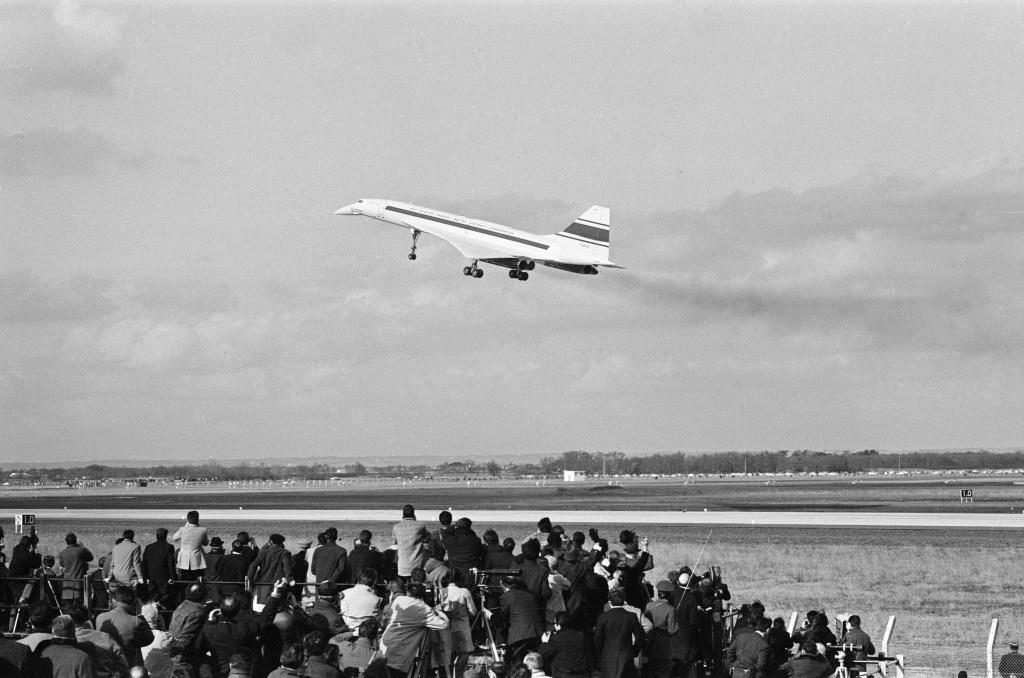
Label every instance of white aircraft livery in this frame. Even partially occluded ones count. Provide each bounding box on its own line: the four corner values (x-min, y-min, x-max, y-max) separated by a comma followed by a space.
335, 199, 623, 280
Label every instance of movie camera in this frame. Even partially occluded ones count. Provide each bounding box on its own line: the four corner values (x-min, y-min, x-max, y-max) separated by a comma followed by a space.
468, 567, 521, 589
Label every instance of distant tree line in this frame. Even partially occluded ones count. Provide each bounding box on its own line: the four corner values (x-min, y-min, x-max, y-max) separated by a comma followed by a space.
3, 449, 1023, 484
537, 449, 1024, 475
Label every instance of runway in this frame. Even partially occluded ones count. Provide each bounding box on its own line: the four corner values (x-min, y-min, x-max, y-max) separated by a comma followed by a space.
4, 508, 1023, 529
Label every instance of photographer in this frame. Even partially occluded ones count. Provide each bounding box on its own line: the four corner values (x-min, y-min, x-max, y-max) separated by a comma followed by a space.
9, 534, 42, 604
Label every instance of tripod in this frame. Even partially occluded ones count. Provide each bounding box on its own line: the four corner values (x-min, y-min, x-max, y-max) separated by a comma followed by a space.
469, 585, 503, 663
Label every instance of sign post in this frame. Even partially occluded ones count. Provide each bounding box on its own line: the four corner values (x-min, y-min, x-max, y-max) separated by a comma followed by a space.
960, 489, 974, 504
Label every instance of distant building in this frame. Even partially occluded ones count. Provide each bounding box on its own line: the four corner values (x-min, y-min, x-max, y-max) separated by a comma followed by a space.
563, 470, 586, 482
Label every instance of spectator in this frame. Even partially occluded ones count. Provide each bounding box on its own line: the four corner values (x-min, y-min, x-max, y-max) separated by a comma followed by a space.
391, 505, 429, 580
594, 589, 646, 678
311, 529, 347, 588
66, 602, 131, 678
500, 576, 545, 668
379, 582, 448, 677
59, 533, 94, 606
347, 531, 383, 587
38, 615, 97, 678
97, 585, 155, 668
248, 534, 292, 605
142, 529, 176, 606
171, 512, 208, 582
109, 530, 144, 589
339, 569, 383, 631
300, 630, 341, 678
539, 611, 592, 678
999, 642, 1024, 678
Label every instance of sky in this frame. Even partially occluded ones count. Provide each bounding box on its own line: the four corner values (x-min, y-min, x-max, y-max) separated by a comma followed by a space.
2, 1, 1024, 464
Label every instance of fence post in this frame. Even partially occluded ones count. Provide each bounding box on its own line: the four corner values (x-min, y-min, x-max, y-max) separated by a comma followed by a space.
987, 618, 999, 678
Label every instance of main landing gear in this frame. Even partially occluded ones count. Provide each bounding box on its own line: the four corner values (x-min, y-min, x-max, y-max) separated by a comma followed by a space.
462, 261, 484, 278
507, 259, 534, 281
408, 229, 421, 260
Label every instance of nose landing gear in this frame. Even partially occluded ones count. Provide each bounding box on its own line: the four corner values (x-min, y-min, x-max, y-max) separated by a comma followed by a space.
462, 261, 484, 278
408, 229, 421, 260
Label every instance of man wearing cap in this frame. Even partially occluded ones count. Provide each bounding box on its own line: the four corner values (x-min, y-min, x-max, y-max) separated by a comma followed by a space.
999, 642, 1024, 678
39, 615, 96, 678
644, 581, 678, 678
142, 528, 176, 605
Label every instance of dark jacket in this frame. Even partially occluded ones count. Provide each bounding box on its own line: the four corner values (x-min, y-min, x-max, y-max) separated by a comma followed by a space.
499, 587, 545, 646
36, 640, 96, 678
141, 540, 176, 587
248, 544, 292, 585
517, 557, 551, 602
782, 653, 834, 678
594, 607, 646, 678
442, 529, 484, 579
727, 629, 770, 678
347, 544, 383, 584
310, 543, 348, 584
540, 626, 593, 678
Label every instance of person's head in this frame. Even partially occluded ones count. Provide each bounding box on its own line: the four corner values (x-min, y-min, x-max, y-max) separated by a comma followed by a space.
29, 601, 57, 630
410, 567, 426, 583
546, 533, 563, 551
141, 603, 161, 629
521, 538, 540, 560
325, 527, 338, 541
502, 537, 516, 553
237, 531, 250, 544
1011, 642, 1020, 652
269, 533, 285, 546
210, 536, 224, 551
773, 617, 786, 629
537, 517, 552, 533
387, 579, 407, 596
483, 529, 499, 545
231, 539, 244, 554
358, 529, 373, 544
51, 615, 76, 641
439, 510, 452, 526
122, 529, 135, 541
43, 554, 55, 567
655, 580, 674, 600
316, 532, 327, 546
359, 568, 378, 587
523, 652, 544, 671
848, 615, 861, 628
572, 531, 586, 547
756, 618, 771, 633
186, 510, 199, 524
455, 516, 472, 532
113, 586, 136, 607
66, 602, 90, 626
229, 648, 254, 674
408, 583, 427, 600
608, 589, 626, 607
155, 527, 168, 541
220, 596, 242, 619
957, 672, 968, 678
501, 575, 520, 591
802, 640, 819, 656
813, 612, 829, 628
358, 618, 380, 641
303, 630, 329, 657
279, 643, 304, 669
65, 532, 77, 546
185, 583, 206, 603
317, 582, 337, 598
402, 504, 416, 519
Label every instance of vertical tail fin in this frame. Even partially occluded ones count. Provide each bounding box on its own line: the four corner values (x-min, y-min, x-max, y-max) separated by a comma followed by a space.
555, 205, 611, 258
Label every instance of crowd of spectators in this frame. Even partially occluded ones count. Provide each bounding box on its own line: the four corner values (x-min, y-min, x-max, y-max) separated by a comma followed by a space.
0, 507, 883, 678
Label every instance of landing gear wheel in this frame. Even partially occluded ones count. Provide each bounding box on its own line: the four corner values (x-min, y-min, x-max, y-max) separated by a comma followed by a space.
408, 229, 421, 261
473, 269, 483, 279
408, 253, 417, 261
517, 271, 529, 281
463, 266, 472, 276
509, 270, 518, 279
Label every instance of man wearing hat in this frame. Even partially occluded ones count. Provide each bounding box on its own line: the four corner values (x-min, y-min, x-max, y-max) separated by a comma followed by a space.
205, 536, 226, 603
999, 642, 1024, 678
39, 615, 95, 677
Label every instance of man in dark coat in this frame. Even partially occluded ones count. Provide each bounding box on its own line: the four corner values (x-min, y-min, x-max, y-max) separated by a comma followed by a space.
594, 589, 646, 678
840, 615, 875, 677
248, 534, 292, 605
670, 571, 700, 677
499, 576, 546, 668
999, 642, 1024, 678
517, 539, 551, 603
37, 615, 96, 678
727, 617, 771, 678
781, 640, 833, 678
311, 528, 348, 586
142, 527, 176, 604
347, 530, 384, 585
540, 611, 592, 678
442, 517, 484, 583
215, 540, 250, 598
58, 533, 93, 605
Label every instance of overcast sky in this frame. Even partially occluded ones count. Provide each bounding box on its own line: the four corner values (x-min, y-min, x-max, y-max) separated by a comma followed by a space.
2, 1, 1024, 464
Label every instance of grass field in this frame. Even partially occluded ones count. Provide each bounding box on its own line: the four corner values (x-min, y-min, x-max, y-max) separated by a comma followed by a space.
3, 476, 1022, 677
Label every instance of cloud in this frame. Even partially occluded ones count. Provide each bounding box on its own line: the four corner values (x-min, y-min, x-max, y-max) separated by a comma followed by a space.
0, 127, 153, 176
0, 271, 116, 323
0, 0, 126, 95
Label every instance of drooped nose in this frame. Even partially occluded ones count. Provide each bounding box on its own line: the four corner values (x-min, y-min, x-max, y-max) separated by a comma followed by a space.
334, 203, 359, 215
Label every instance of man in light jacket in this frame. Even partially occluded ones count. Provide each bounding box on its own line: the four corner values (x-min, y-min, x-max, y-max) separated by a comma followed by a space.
172, 510, 209, 581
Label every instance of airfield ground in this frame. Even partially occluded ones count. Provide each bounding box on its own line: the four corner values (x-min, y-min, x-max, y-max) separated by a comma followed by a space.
2, 475, 1021, 677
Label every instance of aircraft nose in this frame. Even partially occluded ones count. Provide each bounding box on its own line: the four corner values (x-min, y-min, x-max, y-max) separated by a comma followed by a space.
334, 204, 357, 215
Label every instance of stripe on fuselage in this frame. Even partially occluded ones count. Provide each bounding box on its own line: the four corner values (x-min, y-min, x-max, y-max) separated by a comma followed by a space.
385, 205, 550, 250
562, 221, 609, 243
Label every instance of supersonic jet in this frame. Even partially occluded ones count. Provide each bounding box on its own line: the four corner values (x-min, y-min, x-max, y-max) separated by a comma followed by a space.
334, 199, 623, 281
